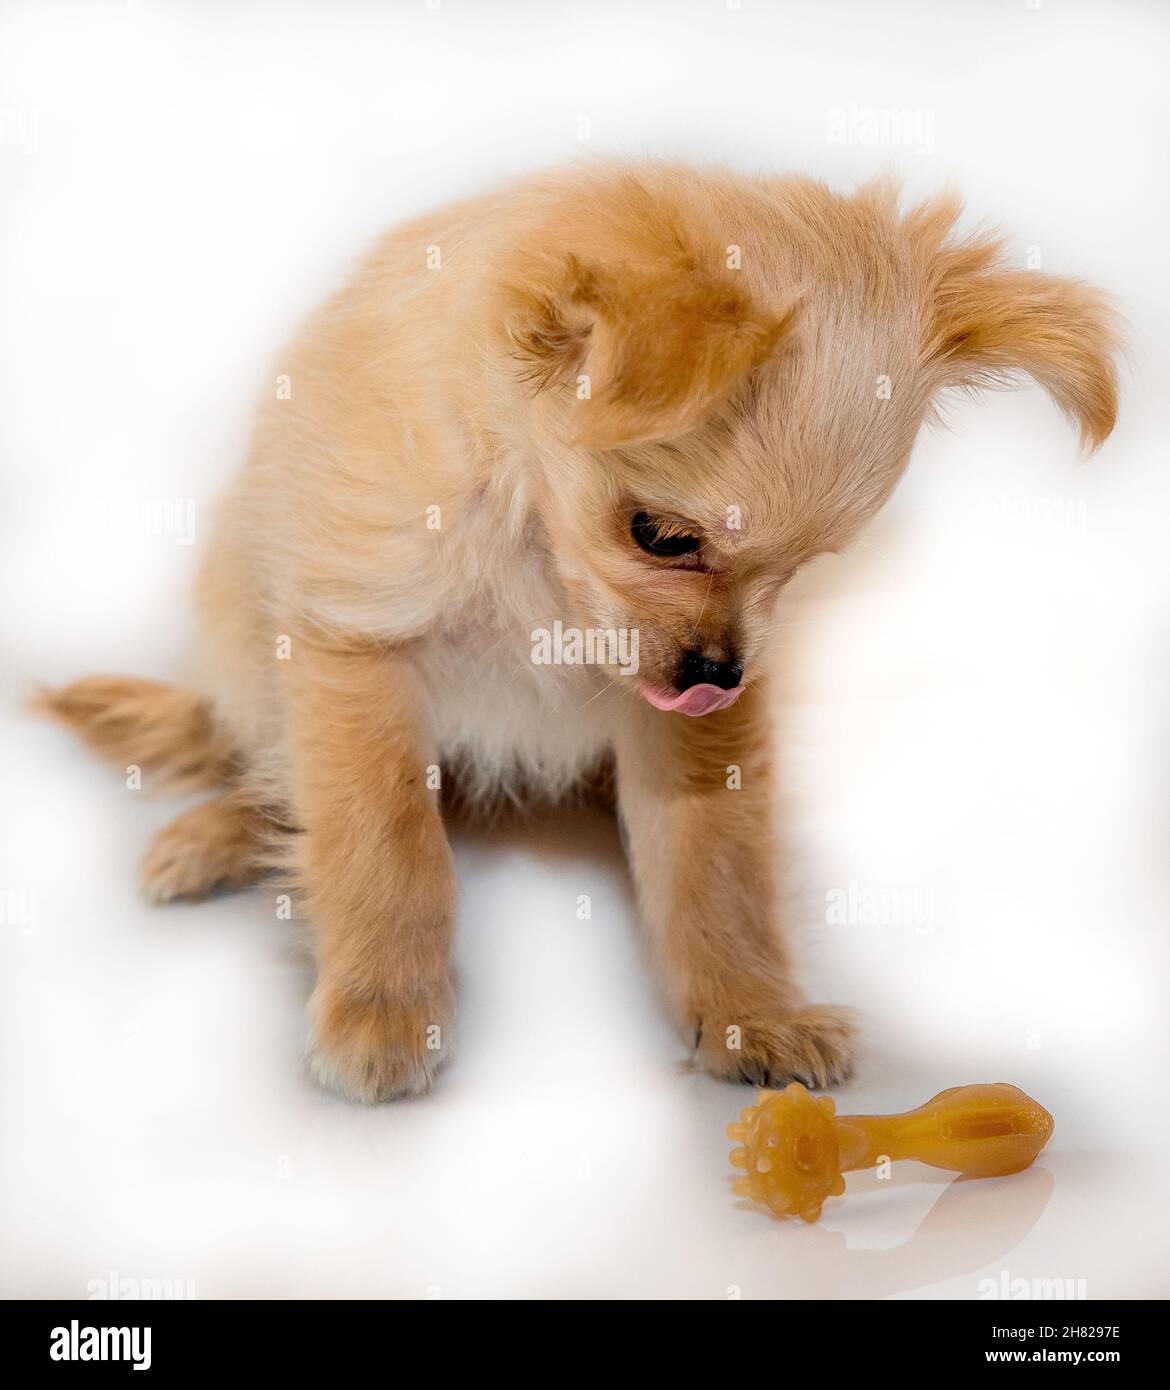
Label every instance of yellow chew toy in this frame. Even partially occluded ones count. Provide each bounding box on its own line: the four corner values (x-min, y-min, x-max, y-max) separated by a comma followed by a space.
728, 1081, 1054, 1223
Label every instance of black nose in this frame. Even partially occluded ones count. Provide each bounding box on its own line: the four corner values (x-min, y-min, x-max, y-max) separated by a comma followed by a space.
676, 650, 744, 692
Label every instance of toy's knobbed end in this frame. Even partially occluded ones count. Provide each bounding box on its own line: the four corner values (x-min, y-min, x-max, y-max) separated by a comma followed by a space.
727, 1080, 845, 1223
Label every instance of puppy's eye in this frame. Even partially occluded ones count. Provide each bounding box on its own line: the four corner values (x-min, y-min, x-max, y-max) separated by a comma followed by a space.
631, 511, 702, 559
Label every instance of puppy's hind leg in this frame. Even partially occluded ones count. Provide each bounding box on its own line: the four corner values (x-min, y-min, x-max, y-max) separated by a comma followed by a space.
141, 791, 282, 904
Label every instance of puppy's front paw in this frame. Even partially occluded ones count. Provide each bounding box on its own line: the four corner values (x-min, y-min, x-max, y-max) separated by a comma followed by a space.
694, 1001, 859, 1089
306, 976, 455, 1103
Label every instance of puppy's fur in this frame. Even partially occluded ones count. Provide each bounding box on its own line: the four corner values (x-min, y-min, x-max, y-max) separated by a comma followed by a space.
39, 162, 1119, 1101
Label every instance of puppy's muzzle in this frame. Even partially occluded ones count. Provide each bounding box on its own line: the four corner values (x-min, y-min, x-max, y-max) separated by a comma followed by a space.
638, 649, 745, 717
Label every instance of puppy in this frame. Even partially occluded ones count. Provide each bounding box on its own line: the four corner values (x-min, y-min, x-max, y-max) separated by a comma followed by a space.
39, 162, 1119, 1101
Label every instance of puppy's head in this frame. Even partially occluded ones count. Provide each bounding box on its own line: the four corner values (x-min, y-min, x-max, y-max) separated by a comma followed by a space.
505, 169, 1120, 713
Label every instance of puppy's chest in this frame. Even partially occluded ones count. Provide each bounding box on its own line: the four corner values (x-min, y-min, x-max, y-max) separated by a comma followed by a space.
420, 604, 614, 806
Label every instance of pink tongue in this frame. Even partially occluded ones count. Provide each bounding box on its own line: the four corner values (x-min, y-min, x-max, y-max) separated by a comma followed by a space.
639, 681, 744, 716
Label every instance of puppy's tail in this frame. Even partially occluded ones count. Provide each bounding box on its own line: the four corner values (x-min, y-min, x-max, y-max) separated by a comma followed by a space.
32, 675, 235, 791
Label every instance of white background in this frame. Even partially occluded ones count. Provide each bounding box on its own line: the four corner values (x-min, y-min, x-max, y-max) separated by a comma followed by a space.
1, 0, 1168, 1299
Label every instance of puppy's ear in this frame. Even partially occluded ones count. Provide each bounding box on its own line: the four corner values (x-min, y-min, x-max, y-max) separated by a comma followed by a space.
509, 255, 794, 448
927, 259, 1120, 452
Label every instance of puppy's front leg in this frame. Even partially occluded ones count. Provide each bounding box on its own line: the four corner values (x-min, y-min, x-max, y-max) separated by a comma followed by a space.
615, 685, 856, 1088
288, 640, 455, 1101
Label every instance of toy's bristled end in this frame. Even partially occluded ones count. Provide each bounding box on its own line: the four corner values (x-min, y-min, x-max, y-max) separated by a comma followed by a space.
728, 1078, 846, 1223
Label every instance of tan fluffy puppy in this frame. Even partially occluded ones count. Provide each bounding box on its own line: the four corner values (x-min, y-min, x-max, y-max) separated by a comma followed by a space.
40, 162, 1119, 1101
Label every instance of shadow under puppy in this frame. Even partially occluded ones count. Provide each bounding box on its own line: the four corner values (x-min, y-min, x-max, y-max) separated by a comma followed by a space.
40, 162, 1119, 1101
